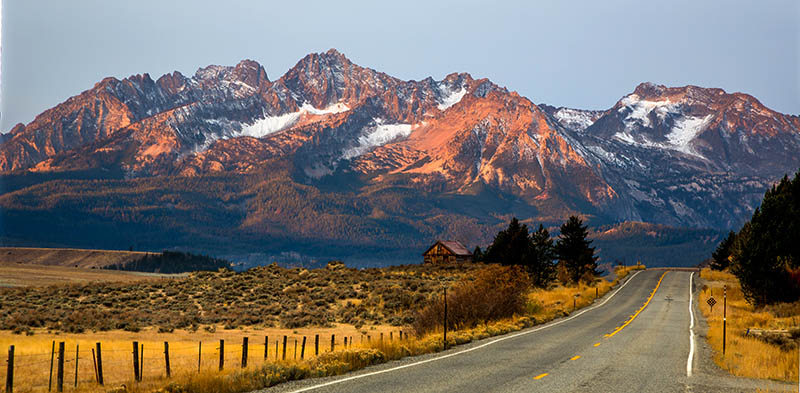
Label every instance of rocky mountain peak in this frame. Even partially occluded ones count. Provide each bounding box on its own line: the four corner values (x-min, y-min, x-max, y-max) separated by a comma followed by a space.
231, 59, 270, 88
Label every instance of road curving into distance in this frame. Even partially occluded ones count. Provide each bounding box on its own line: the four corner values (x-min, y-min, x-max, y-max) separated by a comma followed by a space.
260, 270, 793, 393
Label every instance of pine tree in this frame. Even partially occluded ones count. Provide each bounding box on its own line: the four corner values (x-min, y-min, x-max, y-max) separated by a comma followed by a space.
555, 216, 599, 284
485, 217, 530, 266
729, 170, 800, 305
526, 224, 557, 288
472, 246, 484, 262
484, 218, 556, 288
710, 231, 735, 271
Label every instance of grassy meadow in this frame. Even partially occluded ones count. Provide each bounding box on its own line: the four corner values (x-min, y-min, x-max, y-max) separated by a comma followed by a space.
0, 263, 644, 392
698, 268, 799, 382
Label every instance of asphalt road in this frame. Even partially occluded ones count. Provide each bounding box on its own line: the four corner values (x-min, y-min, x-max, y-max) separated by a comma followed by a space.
261, 270, 793, 393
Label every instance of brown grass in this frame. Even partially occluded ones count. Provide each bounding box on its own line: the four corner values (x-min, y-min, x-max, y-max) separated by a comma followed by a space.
0, 262, 180, 287
0, 247, 147, 269
698, 268, 798, 382
0, 324, 401, 392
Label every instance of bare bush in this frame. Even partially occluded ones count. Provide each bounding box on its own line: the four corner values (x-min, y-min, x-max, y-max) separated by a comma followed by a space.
412, 265, 530, 335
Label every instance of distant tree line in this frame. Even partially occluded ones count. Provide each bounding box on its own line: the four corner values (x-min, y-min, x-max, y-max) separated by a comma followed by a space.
474, 216, 599, 287
710, 170, 800, 305
105, 251, 232, 273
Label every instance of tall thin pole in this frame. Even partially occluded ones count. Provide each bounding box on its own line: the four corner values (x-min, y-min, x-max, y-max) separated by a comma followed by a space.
164, 342, 171, 378
95, 343, 103, 386
219, 340, 224, 371
443, 287, 448, 350
48, 341, 55, 392
6, 345, 14, 393
74, 344, 79, 388
56, 342, 64, 393
723, 285, 727, 356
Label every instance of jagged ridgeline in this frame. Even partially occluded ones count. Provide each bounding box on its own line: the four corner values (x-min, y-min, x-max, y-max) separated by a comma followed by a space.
105, 250, 232, 273
2, 49, 800, 266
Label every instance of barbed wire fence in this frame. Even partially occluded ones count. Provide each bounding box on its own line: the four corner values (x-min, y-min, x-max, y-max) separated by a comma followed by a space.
2, 330, 408, 392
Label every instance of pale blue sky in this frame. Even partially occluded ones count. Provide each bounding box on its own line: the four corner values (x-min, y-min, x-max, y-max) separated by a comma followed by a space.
1, 0, 798, 131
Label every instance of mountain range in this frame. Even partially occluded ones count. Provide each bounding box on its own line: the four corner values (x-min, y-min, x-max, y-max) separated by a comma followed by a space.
2, 49, 798, 267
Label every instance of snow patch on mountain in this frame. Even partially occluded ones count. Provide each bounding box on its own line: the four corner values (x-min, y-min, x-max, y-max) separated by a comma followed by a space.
554, 108, 597, 132
342, 118, 414, 159
438, 86, 467, 110
666, 114, 714, 155
239, 111, 303, 138
612, 113, 714, 158
237, 102, 349, 139
301, 102, 350, 115
618, 94, 680, 129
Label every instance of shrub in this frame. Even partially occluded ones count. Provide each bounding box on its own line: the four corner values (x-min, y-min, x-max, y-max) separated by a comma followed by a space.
412, 265, 530, 335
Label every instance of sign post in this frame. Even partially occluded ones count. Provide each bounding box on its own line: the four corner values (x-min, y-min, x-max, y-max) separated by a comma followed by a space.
443, 287, 448, 350
723, 285, 727, 356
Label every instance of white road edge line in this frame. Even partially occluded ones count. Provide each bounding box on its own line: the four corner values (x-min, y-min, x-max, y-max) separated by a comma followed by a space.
687, 271, 695, 377
287, 270, 646, 393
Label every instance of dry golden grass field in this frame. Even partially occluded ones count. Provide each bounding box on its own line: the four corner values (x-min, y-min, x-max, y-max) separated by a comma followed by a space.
0, 324, 401, 392
698, 268, 799, 382
0, 262, 181, 287
0, 262, 644, 393
0, 247, 148, 269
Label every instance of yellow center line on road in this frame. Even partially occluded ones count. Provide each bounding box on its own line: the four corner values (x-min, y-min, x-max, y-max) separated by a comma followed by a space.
593, 342, 601, 347
604, 272, 667, 339
570, 355, 581, 360
533, 373, 549, 380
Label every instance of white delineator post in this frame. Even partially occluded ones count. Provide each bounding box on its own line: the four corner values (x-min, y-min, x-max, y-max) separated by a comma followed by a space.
687, 272, 695, 377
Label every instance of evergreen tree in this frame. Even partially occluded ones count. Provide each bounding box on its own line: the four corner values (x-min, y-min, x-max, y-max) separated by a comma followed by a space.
472, 246, 484, 262
526, 224, 557, 288
729, 170, 800, 305
710, 231, 736, 270
555, 216, 599, 284
484, 218, 556, 288
485, 217, 530, 266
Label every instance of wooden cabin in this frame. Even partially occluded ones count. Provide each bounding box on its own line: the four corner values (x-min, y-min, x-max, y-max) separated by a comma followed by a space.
423, 240, 472, 264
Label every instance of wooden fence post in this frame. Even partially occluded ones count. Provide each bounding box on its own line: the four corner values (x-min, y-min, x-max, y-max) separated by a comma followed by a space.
95, 343, 103, 386
197, 342, 202, 373
282, 336, 287, 360
74, 344, 79, 388
241, 337, 248, 368
91, 348, 98, 384
264, 336, 268, 360
5, 345, 14, 393
48, 341, 55, 392
132, 342, 139, 383
218, 340, 224, 371
274, 340, 278, 360
139, 344, 144, 381
331, 335, 335, 352
315, 335, 319, 356
344, 336, 348, 349
293, 339, 297, 360
56, 342, 65, 393
301, 337, 306, 359
164, 342, 171, 378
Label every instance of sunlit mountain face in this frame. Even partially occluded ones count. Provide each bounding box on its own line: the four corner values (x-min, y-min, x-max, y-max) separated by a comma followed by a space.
2, 50, 798, 266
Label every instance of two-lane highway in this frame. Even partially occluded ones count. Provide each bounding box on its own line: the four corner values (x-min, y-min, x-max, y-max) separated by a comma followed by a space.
261, 270, 793, 393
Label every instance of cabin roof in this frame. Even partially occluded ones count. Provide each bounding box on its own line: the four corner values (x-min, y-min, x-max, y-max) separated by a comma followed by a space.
423, 240, 472, 256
